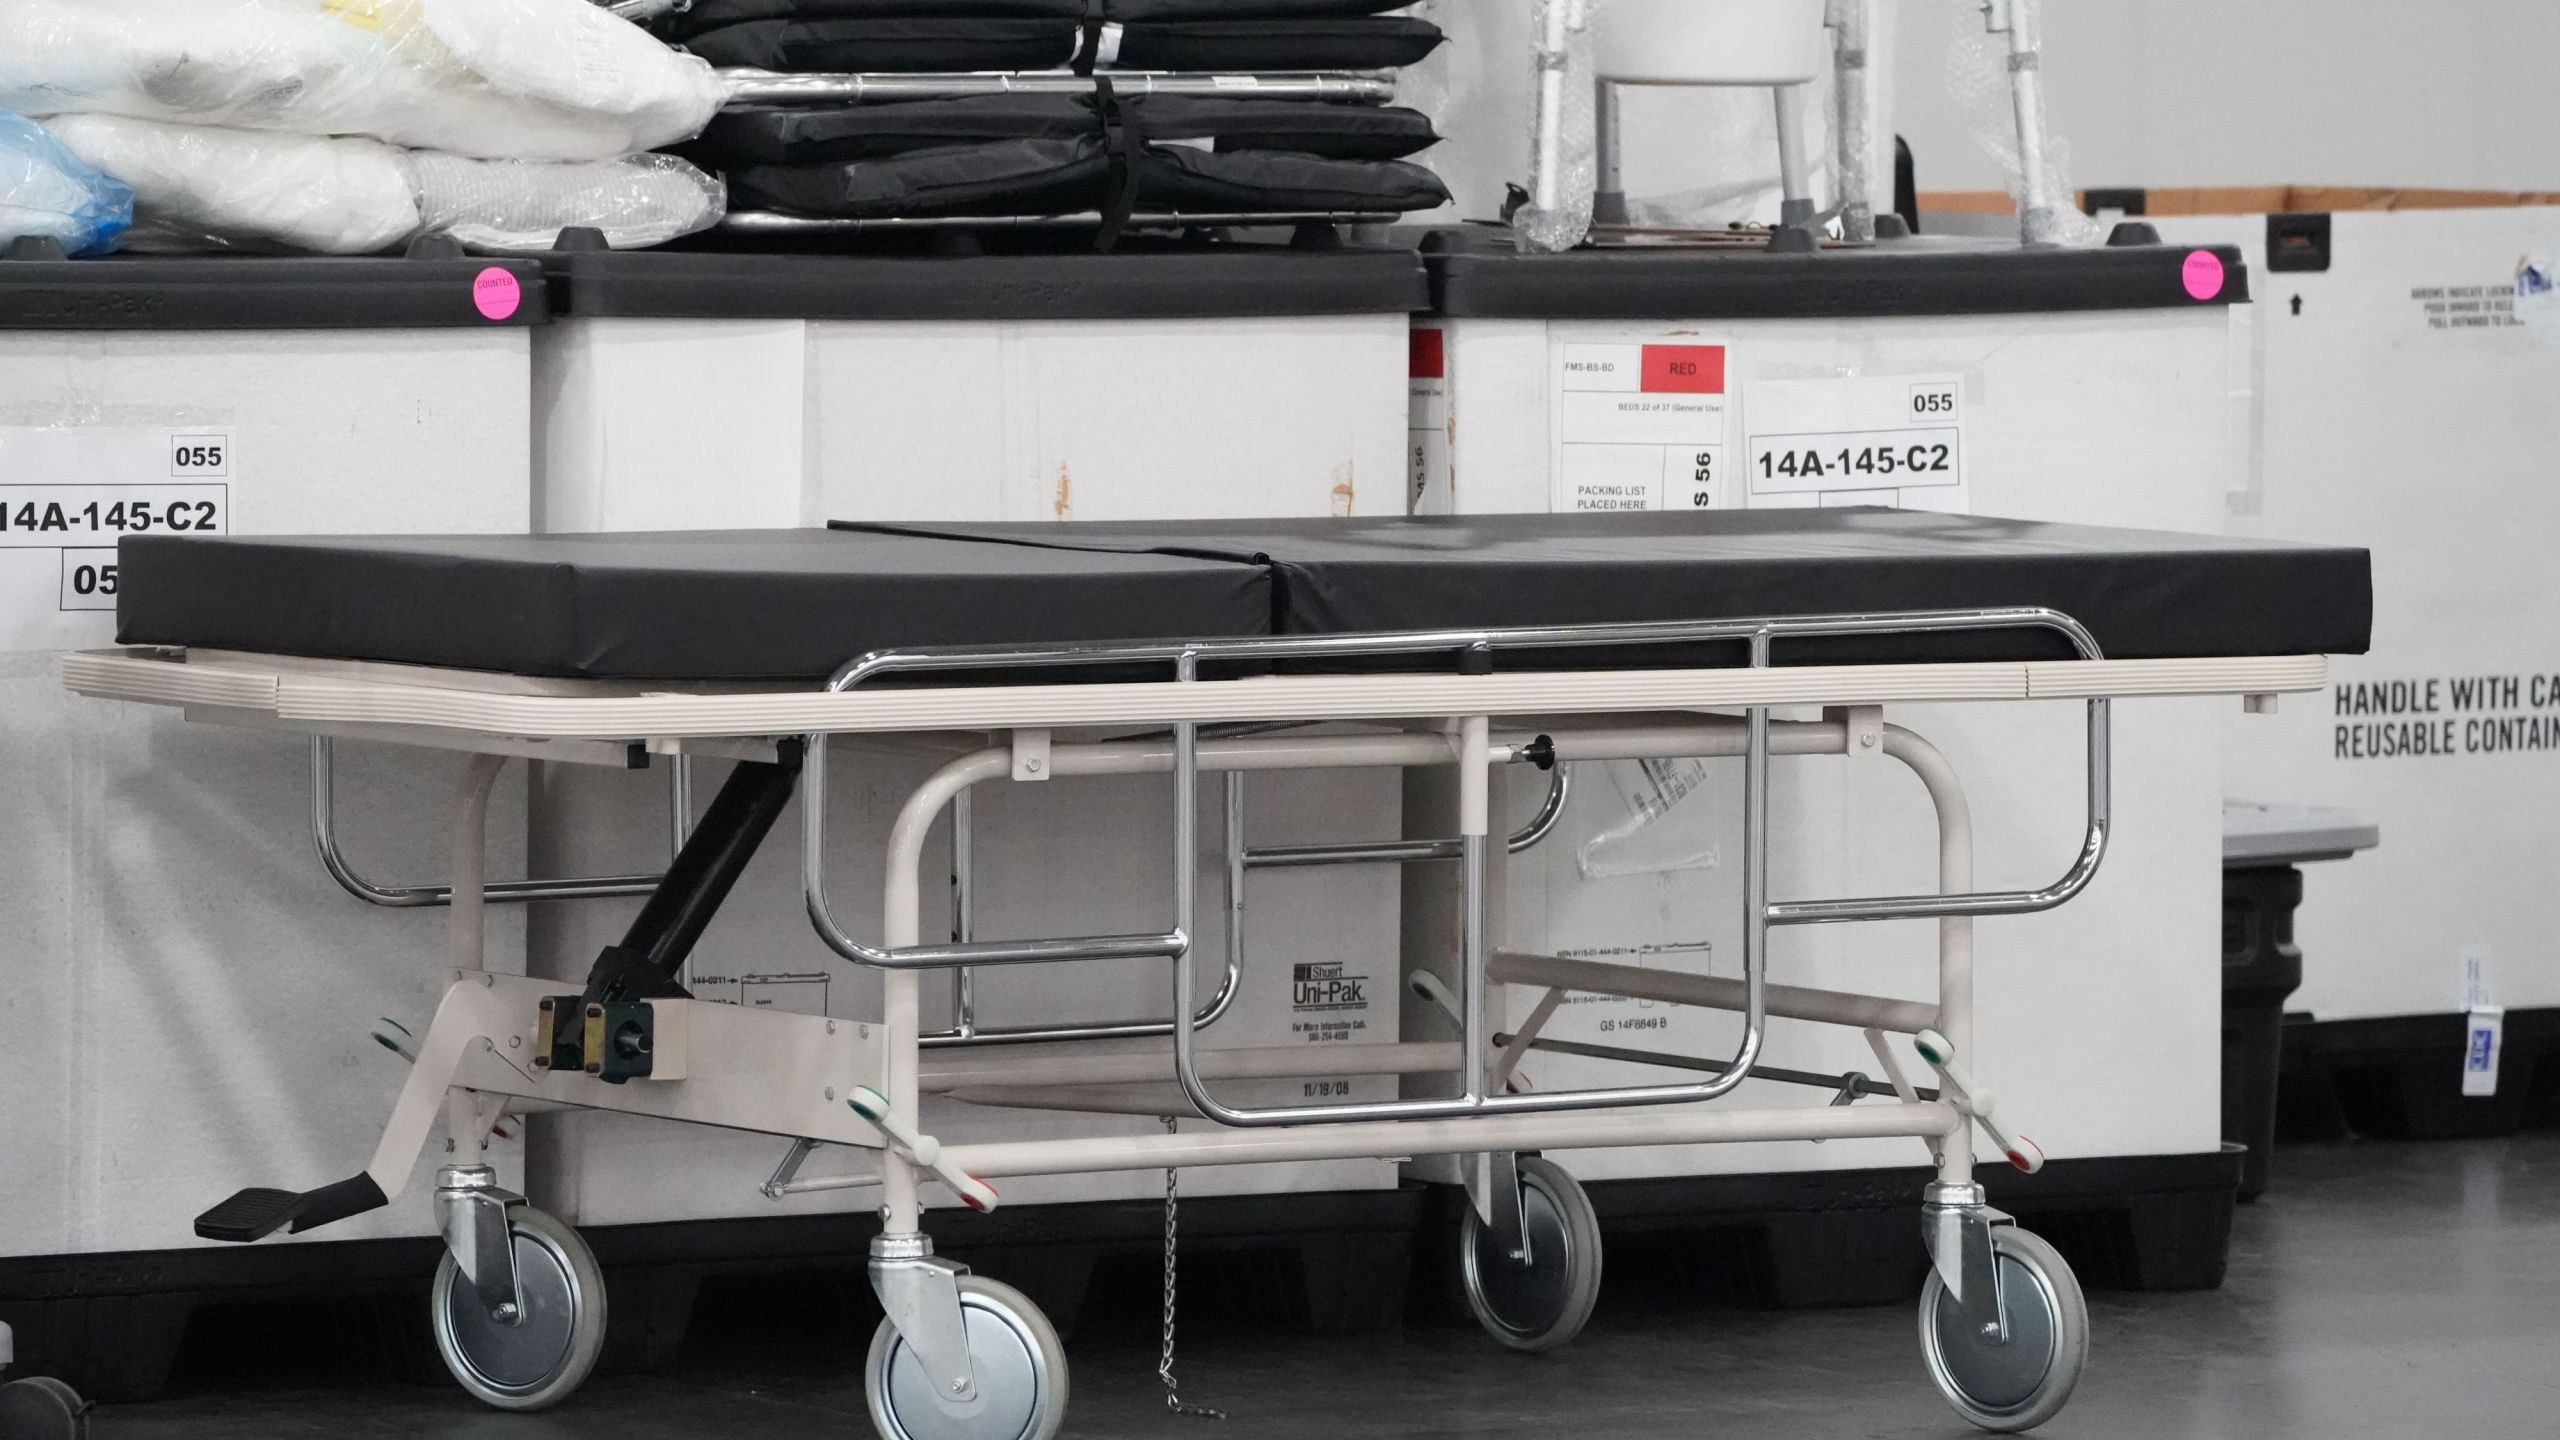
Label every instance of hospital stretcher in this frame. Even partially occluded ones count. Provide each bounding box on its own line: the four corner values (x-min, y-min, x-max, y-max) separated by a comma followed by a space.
66, 510, 2370, 1437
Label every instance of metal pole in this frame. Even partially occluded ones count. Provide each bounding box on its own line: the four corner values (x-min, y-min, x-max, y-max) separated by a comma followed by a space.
950, 789, 976, 1042
1459, 715, 1492, 1102
1593, 78, 1629, 227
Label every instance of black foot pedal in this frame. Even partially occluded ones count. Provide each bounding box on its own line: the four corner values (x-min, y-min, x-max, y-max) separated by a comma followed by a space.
195, 1174, 389, 1242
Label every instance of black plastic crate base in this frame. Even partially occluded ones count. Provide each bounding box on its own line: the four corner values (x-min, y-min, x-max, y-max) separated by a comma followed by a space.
2278, 1009, 2560, 1142
1411, 1149, 2242, 1325
591, 1186, 1418, 1371
0, 1236, 449, 1403
0, 1188, 1417, 1403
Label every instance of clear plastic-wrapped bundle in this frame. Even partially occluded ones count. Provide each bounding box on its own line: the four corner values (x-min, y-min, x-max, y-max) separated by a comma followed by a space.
0, 0, 725, 163
1944, 0, 2096, 245
41, 113, 726, 254
1516, 0, 1600, 254
0, 108, 130, 254
406, 150, 726, 252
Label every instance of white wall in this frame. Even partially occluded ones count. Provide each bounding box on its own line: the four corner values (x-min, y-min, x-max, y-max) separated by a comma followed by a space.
1895, 0, 2560, 196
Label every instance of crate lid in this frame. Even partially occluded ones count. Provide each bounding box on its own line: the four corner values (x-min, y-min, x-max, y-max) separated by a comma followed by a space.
0, 239, 548, 332
1418, 228, 2252, 321
538, 233, 1428, 322
2224, 799, 2381, 867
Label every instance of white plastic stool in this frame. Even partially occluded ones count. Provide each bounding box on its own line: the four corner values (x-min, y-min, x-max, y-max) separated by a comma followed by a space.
1594, 0, 1839, 249
1557, 0, 2063, 249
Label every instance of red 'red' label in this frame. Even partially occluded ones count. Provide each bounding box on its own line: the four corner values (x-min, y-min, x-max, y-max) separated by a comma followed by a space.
1640, 344, 1723, 394
1410, 327, 1446, 380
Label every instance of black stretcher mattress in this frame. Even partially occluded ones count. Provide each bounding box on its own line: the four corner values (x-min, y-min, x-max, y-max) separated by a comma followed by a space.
831, 511, 2374, 666
115, 511, 2371, 683
113, 529, 1275, 682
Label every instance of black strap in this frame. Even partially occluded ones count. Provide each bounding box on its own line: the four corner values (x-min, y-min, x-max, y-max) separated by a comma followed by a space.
1074, 0, 1107, 76
1092, 75, 1148, 252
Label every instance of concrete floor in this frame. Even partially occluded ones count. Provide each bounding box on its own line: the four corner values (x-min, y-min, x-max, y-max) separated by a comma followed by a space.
97, 1135, 2560, 1439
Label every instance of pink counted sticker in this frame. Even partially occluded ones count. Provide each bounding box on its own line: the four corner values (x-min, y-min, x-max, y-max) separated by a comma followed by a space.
472, 266, 523, 322
2181, 249, 2226, 302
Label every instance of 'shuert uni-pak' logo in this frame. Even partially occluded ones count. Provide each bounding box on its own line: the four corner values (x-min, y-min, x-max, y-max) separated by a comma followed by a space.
1293, 962, 1368, 1011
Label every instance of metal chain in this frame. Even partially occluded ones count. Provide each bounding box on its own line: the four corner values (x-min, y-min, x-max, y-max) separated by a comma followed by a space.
1159, 1117, 1224, 1421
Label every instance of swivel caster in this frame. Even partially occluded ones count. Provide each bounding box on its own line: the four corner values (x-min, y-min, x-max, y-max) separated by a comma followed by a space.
866, 1275, 1068, 1440
1460, 1155, 1603, 1353
431, 1206, 607, 1411
0, 1377, 90, 1440
1918, 1226, 2088, 1432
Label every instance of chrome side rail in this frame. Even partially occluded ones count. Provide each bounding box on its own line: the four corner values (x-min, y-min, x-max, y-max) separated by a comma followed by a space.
801, 607, 2110, 1130
1241, 766, 1571, 870
1770, 693, 2109, 926
914, 784, 1243, 1050
312, 738, 678, 908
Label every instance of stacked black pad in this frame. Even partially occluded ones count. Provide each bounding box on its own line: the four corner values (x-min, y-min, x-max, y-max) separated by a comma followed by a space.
727, 138, 1113, 219
696, 94, 1440, 166
1116, 146, 1447, 215
663, 0, 1414, 40
678, 15, 1442, 73
725, 143, 1445, 219
683, 18, 1072, 70
698, 92, 1448, 220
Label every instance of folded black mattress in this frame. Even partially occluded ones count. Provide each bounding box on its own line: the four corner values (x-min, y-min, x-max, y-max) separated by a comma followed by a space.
704, 92, 1448, 219
679, 16, 1443, 72
663, 0, 1412, 37
726, 140, 1448, 219
117, 512, 2370, 683
693, 95, 1441, 168
729, 138, 1114, 220
114, 529, 1274, 681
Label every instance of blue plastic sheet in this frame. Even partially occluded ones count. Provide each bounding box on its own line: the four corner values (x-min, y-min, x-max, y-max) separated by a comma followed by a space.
0, 110, 131, 255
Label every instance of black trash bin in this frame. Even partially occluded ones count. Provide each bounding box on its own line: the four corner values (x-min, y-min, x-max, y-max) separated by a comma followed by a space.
2222, 865, 2306, 1201
2219, 800, 2378, 1199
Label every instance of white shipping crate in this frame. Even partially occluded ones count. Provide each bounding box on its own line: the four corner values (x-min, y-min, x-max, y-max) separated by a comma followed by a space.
0, 259, 541, 1260
524, 248, 1422, 1222
1410, 236, 2250, 1182
2150, 200, 2560, 1026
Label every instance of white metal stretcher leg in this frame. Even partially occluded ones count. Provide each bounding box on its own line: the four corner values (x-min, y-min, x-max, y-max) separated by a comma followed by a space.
1879, 727, 2019, 1324
868, 741, 989, 1407
446, 754, 508, 974
1878, 727, 1982, 1188
364, 755, 510, 1198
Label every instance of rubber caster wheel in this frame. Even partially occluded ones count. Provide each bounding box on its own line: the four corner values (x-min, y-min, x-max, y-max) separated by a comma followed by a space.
1919, 1226, 2088, 1432
0, 1376, 91, 1440
1460, 1155, 1603, 1353
867, 1276, 1067, 1440
431, 1205, 607, 1412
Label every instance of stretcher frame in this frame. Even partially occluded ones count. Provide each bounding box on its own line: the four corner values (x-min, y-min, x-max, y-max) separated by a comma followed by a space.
65, 605, 2323, 1425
